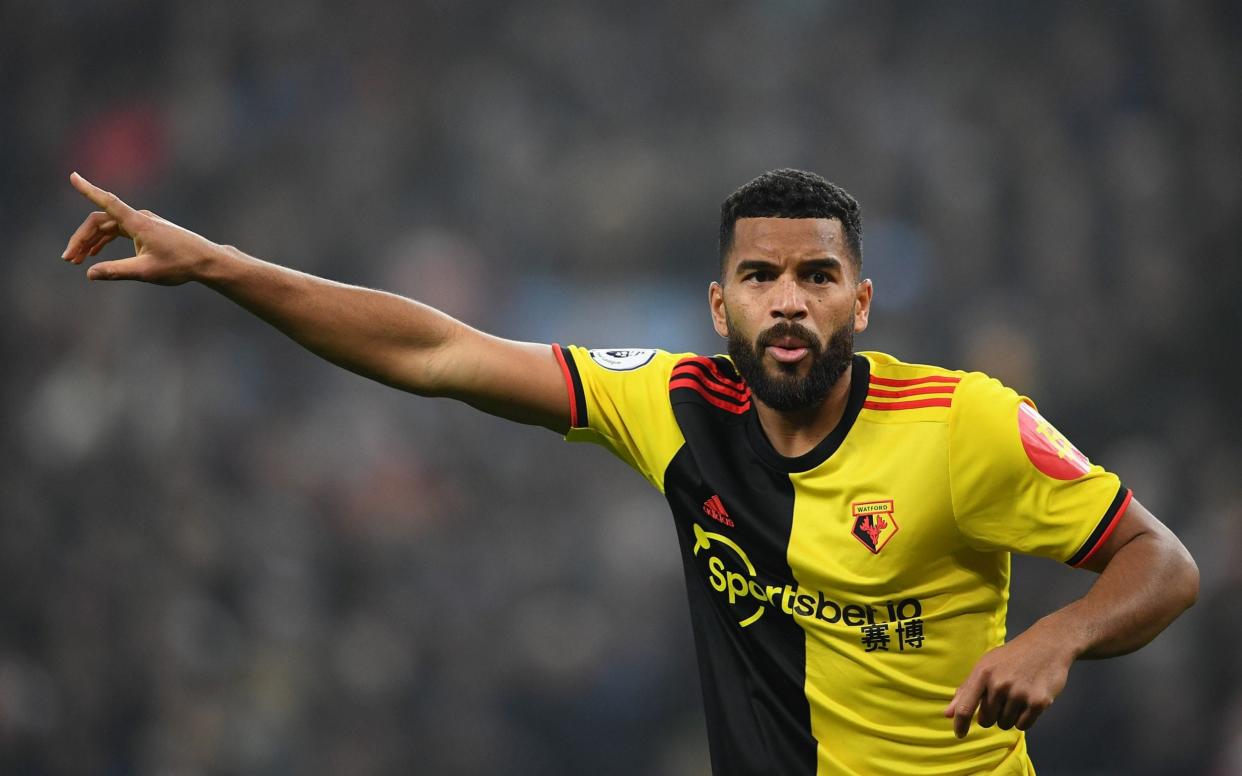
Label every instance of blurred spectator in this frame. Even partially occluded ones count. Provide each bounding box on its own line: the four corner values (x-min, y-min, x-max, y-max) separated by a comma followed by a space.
2, 1, 1238, 773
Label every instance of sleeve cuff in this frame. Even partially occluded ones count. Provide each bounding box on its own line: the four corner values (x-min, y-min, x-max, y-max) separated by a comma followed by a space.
1066, 484, 1133, 567
552, 344, 588, 430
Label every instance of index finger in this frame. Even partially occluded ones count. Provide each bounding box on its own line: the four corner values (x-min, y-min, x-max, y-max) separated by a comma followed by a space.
946, 672, 986, 739
69, 172, 139, 226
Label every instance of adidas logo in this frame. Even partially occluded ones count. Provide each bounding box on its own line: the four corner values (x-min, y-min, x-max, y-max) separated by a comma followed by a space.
702, 494, 735, 527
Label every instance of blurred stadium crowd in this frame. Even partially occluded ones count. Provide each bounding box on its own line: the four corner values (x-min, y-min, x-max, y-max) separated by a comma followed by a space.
3, 0, 1240, 773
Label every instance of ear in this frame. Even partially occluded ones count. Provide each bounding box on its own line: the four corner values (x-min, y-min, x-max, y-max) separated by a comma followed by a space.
709, 281, 729, 339
854, 278, 873, 333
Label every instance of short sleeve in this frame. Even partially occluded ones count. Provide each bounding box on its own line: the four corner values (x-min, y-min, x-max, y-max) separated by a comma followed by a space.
552, 344, 689, 493
947, 371, 1132, 565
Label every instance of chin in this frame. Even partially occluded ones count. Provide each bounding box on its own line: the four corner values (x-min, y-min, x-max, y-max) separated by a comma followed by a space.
766, 357, 809, 375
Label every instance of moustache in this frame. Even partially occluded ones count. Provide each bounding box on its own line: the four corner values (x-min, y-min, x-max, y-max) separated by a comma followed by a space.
755, 322, 823, 353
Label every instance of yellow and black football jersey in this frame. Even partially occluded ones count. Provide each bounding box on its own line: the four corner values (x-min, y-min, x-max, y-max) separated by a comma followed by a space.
552, 344, 1131, 776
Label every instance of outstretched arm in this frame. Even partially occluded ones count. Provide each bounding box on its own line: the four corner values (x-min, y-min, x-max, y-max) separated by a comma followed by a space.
61, 173, 571, 432
945, 497, 1198, 737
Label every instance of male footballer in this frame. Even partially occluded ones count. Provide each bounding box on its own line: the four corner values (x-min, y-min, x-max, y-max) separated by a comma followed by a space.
61, 167, 1198, 775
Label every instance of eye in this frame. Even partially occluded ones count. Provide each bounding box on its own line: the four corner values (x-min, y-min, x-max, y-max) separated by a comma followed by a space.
746, 270, 775, 283
809, 271, 830, 285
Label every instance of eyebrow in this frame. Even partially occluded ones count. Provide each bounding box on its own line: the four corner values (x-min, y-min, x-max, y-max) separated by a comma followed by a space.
734, 257, 842, 275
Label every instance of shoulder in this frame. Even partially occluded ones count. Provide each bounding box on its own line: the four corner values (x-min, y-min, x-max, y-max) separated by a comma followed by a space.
579, 347, 670, 372
557, 345, 693, 380
668, 353, 752, 414
554, 345, 694, 429
858, 350, 974, 424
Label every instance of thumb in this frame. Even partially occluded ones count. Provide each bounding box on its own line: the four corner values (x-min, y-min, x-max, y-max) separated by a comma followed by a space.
946, 670, 986, 739
87, 257, 143, 281
944, 680, 967, 717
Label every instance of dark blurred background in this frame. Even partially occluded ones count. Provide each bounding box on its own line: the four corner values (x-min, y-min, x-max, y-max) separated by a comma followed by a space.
3, 0, 1240, 773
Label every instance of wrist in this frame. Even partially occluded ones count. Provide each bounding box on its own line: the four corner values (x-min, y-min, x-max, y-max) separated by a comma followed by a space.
1031, 607, 1092, 662
195, 243, 245, 288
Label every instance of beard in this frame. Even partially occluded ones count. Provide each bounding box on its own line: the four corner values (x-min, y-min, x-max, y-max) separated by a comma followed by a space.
727, 314, 855, 412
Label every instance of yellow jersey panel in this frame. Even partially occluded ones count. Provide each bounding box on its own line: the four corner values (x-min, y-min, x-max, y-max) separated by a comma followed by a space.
553, 344, 689, 493
948, 368, 1129, 564
554, 346, 1130, 775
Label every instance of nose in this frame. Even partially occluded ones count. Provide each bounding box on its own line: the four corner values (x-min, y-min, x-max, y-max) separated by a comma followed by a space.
769, 275, 808, 321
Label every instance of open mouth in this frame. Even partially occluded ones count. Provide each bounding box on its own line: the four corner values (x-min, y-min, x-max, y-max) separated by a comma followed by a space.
765, 335, 810, 364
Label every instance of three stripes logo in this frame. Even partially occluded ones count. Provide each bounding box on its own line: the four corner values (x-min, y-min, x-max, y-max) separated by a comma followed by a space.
864, 373, 960, 411
670, 356, 751, 414
702, 494, 734, 527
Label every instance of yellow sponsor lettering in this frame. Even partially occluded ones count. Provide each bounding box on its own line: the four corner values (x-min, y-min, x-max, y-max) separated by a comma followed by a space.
726, 571, 748, 604
698, 538, 925, 643
708, 555, 726, 593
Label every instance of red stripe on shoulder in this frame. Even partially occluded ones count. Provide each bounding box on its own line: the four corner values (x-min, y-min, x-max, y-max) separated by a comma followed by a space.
669, 378, 751, 414
671, 366, 752, 401
866, 384, 958, 399
863, 398, 954, 411
679, 356, 747, 390
869, 374, 961, 388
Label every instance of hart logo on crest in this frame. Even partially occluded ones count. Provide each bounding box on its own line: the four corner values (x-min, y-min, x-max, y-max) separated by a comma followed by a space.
589, 348, 656, 371
851, 500, 898, 554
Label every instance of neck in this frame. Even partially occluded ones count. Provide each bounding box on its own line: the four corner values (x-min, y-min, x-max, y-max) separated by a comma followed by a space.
752, 361, 854, 458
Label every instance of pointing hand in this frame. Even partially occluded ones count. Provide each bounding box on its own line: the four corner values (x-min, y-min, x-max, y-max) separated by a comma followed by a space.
62, 172, 222, 285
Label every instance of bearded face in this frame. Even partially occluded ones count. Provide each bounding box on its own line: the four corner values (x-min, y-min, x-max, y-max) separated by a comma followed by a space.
726, 313, 855, 412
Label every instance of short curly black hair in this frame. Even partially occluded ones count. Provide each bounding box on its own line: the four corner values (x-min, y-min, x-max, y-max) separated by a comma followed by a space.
719, 168, 862, 277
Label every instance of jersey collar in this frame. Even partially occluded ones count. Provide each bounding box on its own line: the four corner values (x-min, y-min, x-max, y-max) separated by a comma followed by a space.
743, 354, 870, 473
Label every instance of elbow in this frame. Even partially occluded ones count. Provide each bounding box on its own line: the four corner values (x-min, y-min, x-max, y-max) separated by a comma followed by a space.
1169, 539, 1200, 613
1180, 551, 1200, 612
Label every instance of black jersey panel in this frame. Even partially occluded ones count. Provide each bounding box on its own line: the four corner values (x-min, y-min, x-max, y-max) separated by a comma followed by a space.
663, 387, 818, 775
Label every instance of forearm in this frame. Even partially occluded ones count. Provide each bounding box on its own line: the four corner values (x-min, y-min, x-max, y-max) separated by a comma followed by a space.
1031, 532, 1198, 660
197, 245, 461, 393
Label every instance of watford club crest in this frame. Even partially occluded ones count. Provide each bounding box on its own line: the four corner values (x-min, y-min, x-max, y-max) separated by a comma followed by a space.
851, 500, 899, 554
